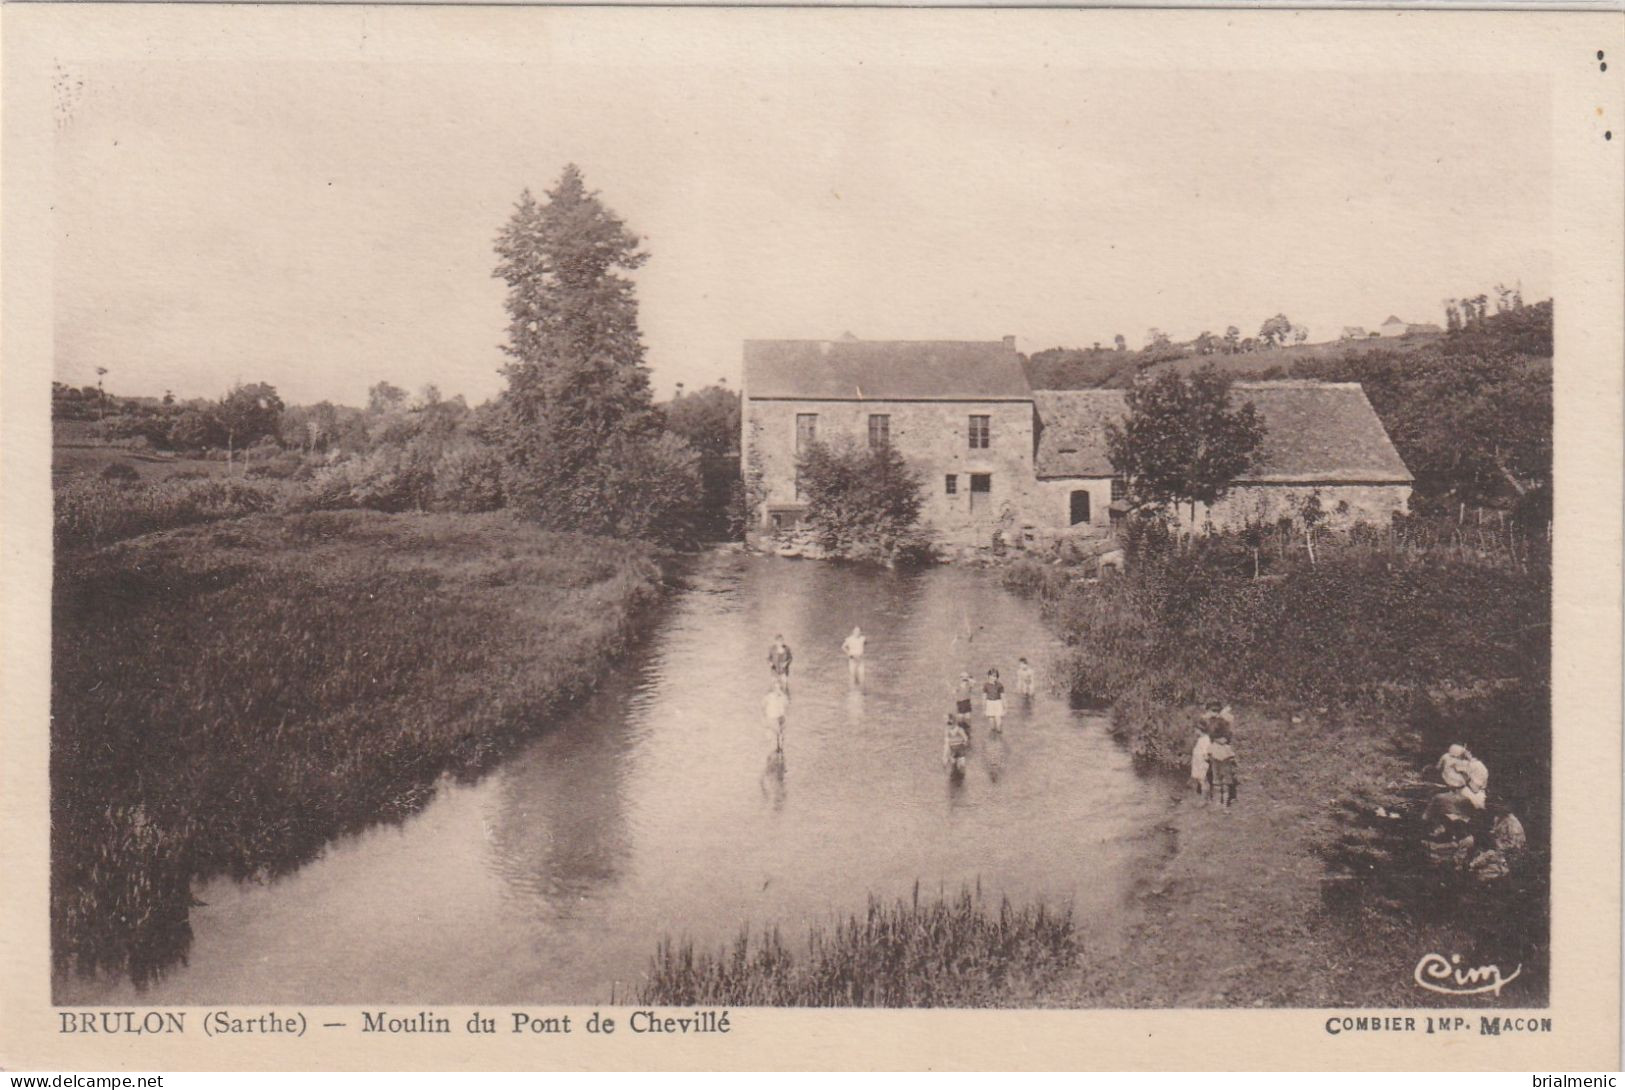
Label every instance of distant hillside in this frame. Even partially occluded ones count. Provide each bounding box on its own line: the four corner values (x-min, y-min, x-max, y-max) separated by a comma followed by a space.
1024, 302, 1550, 391
1025, 333, 1446, 390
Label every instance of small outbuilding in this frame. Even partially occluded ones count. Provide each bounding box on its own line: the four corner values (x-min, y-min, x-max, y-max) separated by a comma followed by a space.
1032, 381, 1413, 535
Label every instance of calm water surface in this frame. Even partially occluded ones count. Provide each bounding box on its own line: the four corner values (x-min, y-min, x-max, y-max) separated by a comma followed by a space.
62, 552, 1172, 1005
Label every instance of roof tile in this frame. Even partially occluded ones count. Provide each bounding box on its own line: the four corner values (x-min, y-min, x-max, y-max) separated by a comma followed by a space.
1034, 381, 1412, 483
743, 339, 1031, 400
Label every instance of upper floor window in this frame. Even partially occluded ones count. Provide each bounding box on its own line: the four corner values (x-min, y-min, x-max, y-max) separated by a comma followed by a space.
968, 415, 991, 449
795, 413, 818, 453
868, 414, 891, 449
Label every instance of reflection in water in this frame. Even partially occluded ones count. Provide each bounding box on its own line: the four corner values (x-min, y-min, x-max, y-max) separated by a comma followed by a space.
483, 678, 644, 913
759, 751, 787, 811
59, 551, 1172, 1006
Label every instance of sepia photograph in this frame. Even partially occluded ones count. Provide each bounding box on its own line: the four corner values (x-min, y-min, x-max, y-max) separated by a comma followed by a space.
4, 2, 1622, 1073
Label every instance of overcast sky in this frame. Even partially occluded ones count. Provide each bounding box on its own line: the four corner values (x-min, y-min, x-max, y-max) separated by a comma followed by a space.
52, 26, 1552, 407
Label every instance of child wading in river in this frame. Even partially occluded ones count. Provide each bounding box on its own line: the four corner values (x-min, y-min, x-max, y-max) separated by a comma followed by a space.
1015, 658, 1036, 701
943, 714, 970, 774
767, 634, 793, 694
1208, 726, 1239, 808
983, 668, 1006, 733
763, 685, 789, 752
954, 673, 976, 732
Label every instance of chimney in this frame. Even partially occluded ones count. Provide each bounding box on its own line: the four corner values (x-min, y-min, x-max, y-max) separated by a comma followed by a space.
1002, 335, 1016, 350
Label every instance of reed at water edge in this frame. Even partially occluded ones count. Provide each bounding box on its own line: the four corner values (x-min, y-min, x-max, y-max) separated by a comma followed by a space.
638, 882, 1079, 1007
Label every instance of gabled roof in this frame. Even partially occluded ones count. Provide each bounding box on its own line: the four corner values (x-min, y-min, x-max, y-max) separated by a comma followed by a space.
1034, 381, 1413, 484
1381, 315, 1407, 325
743, 339, 1031, 401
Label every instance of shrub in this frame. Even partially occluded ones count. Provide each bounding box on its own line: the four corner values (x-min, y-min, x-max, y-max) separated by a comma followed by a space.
245, 451, 310, 481
99, 462, 140, 484
430, 443, 505, 513
796, 439, 930, 565
501, 429, 702, 547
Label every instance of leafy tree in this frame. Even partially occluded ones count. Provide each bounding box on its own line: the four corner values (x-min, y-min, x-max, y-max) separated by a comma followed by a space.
796, 438, 928, 564
491, 164, 696, 543
367, 381, 408, 415
217, 382, 285, 468
1223, 326, 1241, 353
1293, 326, 1309, 344
167, 410, 222, 453
1289, 301, 1553, 508
661, 384, 740, 457
280, 401, 341, 454
1258, 313, 1293, 346
1113, 334, 1127, 352
1444, 299, 1462, 333
1145, 328, 1171, 349
1104, 367, 1267, 522
1193, 331, 1220, 356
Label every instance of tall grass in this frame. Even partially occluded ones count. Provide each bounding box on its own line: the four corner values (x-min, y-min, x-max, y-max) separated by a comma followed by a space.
52, 510, 664, 987
639, 884, 1078, 1007
55, 475, 288, 552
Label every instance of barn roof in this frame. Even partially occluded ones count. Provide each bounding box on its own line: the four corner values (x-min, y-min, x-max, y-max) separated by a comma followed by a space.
743, 339, 1031, 401
1034, 381, 1413, 484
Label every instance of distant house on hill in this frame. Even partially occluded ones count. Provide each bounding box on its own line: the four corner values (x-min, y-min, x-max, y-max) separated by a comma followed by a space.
741, 338, 1412, 545
1341, 326, 1370, 340
1380, 315, 1444, 338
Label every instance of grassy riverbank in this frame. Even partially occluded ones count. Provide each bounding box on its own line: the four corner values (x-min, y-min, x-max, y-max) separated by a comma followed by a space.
1007, 522, 1550, 1007
52, 510, 663, 988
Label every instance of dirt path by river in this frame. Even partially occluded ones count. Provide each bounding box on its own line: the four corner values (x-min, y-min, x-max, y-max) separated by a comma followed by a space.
1053, 709, 1542, 1009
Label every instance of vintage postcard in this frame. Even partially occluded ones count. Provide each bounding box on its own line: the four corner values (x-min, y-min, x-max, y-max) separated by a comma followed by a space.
2, 4, 1621, 1073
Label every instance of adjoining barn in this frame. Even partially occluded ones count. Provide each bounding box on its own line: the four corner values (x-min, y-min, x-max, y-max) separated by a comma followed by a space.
1033, 382, 1413, 535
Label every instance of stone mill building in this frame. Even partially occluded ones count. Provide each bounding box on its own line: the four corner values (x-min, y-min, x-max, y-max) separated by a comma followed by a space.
740, 336, 1413, 548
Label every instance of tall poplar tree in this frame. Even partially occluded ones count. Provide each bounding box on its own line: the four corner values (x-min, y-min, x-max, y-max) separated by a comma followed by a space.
493, 165, 695, 537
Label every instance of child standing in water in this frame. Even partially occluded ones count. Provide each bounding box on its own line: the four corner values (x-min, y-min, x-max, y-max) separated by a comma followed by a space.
841, 626, 867, 687
983, 668, 1006, 733
954, 672, 976, 732
1208, 726, 1239, 807
763, 685, 789, 752
1015, 657, 1036, 700
767, 634, 793, 693
943, 714, 970, 773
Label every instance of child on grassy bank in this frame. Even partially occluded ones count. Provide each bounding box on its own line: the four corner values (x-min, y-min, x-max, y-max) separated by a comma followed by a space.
1190, 720, 1212, 800
1208, 726, 1239, 808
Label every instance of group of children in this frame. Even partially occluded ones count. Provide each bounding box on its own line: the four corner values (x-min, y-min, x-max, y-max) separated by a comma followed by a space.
1189, 701, 1240, 808
942, 658, 1035, 773
759, 628, 1042, 775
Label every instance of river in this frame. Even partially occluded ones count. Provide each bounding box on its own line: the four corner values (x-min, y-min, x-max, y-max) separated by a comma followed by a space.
59, 550, 1173, 1005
